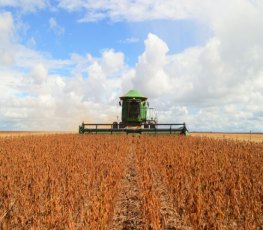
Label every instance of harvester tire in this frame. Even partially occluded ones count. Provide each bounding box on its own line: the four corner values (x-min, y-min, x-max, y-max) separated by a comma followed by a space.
113, 122, 118, 129
119, 122, 125, 129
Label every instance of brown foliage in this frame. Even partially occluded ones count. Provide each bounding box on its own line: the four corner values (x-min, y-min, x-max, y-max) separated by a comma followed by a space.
136, 136, 263, 229
0, 134, 262, 229
0, 135, 128, 229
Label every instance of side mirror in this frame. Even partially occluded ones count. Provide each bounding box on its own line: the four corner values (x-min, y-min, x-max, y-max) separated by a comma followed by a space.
147, 102, 149, 107
119, 101, 121, 106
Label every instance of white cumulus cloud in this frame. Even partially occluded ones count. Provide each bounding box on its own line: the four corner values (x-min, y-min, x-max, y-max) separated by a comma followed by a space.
57, 0, 199, 22
0, 0, 47, 12
0, 11, 15, 65
1, 0, 263, 132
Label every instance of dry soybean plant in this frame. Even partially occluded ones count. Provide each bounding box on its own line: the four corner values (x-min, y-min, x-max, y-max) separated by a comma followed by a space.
0, 134, 262, 229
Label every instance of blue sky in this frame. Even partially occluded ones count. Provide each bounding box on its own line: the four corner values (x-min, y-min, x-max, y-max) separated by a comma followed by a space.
0, 0, 263, 132
19, 9, 209, 66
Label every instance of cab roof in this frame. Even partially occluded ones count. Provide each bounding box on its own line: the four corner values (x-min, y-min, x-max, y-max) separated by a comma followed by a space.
120, 89, 147, 100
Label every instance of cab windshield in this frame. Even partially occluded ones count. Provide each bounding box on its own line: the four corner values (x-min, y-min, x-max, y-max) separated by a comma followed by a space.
128, 101, 140, 119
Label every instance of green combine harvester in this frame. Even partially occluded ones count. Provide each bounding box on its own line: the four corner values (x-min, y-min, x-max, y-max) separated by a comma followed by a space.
79, 89, 188, 135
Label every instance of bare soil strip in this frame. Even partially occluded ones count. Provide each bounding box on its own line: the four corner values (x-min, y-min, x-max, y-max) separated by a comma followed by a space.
150, 167, 192, 230
110, 141, 144, 230
152, 174, 178, 229
110, 137, 192, 230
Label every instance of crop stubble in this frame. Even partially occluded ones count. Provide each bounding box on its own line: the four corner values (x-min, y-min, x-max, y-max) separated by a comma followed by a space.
0, 134, 262, 229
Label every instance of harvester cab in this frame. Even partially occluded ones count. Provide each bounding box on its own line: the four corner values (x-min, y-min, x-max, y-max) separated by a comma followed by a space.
79, 89, 188, 135
119, 89, 148, 128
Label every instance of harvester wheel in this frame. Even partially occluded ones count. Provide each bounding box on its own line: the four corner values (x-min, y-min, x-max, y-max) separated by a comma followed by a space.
113, 122, 118, 129
79, 126, 84, 134
119, 122, 125, 129
181, 127, 188, 136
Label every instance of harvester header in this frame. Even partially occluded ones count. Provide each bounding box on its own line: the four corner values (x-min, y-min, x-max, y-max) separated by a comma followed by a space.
79, 89, 188, 135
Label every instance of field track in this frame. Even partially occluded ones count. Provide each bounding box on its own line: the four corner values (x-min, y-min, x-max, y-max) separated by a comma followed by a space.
0, 134, 262, 229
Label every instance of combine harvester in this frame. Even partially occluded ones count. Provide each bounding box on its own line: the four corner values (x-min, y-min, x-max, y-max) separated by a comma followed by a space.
79, 89, 188, 135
